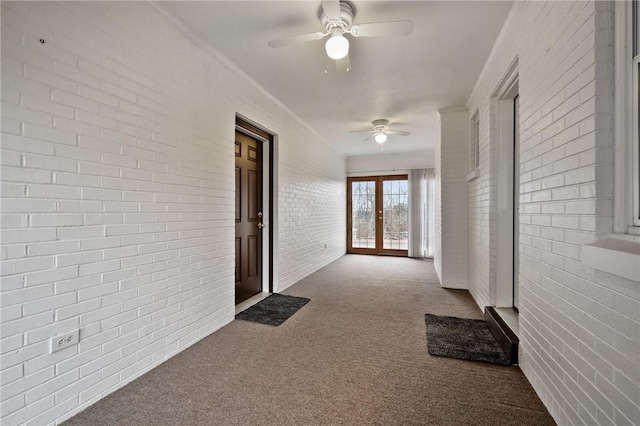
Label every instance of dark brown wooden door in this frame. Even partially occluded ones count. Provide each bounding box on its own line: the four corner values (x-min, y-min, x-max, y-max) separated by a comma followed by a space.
347, 175, 408, 256
235, 131, 263, 304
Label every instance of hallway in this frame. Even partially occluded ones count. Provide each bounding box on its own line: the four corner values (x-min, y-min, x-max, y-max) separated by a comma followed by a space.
63, 256, 554, 425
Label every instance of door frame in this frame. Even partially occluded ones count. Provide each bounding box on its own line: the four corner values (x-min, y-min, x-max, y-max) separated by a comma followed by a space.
513, 94, 520, 310
346, 174, 409, 256
347, 176, 377, 255
491, 58, 519, 308
235, 116, 275, 295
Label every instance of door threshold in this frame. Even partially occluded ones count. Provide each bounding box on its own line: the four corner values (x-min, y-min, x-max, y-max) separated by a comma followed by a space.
484, 306, 519, 364
494, 307, 519, 337
235, 292, 271, 315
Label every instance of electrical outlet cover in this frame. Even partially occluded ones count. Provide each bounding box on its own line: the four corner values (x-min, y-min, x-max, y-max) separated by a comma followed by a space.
50, 330, 79, 353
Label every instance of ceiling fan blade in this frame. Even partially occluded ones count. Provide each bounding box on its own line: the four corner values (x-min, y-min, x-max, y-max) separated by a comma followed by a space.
349, 20, 413, 38
363, 133, 375, 142
321, 0, 342, 20
387, 130, 411, 136
351, 129, 373, 134
335, 54, 351, 74
268, 32, 326, 48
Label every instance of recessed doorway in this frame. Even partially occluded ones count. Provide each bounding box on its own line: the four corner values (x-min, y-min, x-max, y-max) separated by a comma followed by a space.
492, 58, 520, 318
347, 175, 408, 256
235, 118, 274, 305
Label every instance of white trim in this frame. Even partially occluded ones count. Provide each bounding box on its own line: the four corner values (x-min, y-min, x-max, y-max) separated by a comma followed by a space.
270, 135, 280, 292
613, 0, 628, 232
633, 0, 639, 228
235, 125, 269, 144
437, 106, 468, 114
513, 94, 520, 310
466, 168, 480, 182
348, 169, 409, 177
490, 56, 519, 99
614, 1, 638, 232
469, 109, 480, 172
495, 98, 515, 307
492, 62, 519, 308
582, 2, 640, 280
468, 1, 524, 105
633, 52, 639, 227
262, 138, 271, 294
581, 236, 640, 282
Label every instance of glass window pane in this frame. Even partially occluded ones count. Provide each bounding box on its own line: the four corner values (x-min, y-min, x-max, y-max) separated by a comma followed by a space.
383, 179, 408, 250
351, 181, 376, 249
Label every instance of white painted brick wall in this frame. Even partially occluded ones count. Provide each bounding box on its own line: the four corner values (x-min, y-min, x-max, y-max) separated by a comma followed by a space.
434, 108, 469, 289
434, 119, 442, 279
0, 2, 345, 425
276, 129, 346, 289
467, 1, 639, 424
467, 100, 493, 308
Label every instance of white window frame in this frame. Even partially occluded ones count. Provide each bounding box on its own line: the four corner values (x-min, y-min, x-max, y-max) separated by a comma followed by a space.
470, 109, 480, 172
614, 0, 640, 234
467, 109, 480, 182
585, 1, 640, 283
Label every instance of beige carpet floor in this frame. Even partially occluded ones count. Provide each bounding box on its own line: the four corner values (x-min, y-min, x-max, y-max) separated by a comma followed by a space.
64, 255, 555, 426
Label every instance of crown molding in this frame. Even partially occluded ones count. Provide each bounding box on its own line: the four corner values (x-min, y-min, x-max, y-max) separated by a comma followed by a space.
467, 0, 524, 106
437, 106, 468, 114
147, 1, 340, 155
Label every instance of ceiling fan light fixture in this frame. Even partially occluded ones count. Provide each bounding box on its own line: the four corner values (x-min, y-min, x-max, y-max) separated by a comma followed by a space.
374, 133, 387, 144
325, 34, 349, 60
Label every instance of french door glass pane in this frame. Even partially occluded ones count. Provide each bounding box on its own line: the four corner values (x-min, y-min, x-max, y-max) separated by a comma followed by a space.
351, 181, 376, 249
383, 179, 408, 250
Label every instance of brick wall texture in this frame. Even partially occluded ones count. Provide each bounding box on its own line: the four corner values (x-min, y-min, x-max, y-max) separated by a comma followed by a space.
0, 2, 345, 424
466, 2, 639, 424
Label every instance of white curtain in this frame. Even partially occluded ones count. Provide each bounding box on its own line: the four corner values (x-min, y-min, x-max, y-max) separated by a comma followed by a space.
408, 169, 435, 258
423, 169, 435, 258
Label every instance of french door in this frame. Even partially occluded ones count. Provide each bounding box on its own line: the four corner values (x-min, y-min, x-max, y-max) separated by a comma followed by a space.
347, 175, 408, 256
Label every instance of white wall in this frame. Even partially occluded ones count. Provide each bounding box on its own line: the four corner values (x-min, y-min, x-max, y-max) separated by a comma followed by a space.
346, 150, 433, 176
433, 109, 469, 289
0, 2, 345, 425
276, 138, 346, 288
467, 1, 639, 425
433, 122, 442, 279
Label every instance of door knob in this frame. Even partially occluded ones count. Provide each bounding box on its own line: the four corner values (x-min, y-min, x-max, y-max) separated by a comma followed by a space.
257, 222, 265, 229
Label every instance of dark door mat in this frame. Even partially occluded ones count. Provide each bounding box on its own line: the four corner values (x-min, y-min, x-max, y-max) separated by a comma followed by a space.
236, 294, 310, 326
425, 314, 512, 365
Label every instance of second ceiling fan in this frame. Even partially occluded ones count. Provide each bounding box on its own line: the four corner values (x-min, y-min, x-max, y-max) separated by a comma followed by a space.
268, 0, 413, 73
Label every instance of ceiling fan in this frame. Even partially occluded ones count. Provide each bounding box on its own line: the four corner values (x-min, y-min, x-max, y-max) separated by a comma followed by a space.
267, 0, 413, 73
351, 119, 411, 145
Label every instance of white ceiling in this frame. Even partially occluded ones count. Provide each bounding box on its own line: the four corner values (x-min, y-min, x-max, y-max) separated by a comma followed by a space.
162, 1, 512, 157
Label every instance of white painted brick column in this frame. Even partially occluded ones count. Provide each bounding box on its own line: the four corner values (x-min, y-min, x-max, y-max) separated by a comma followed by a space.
434, 108, 469, 289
